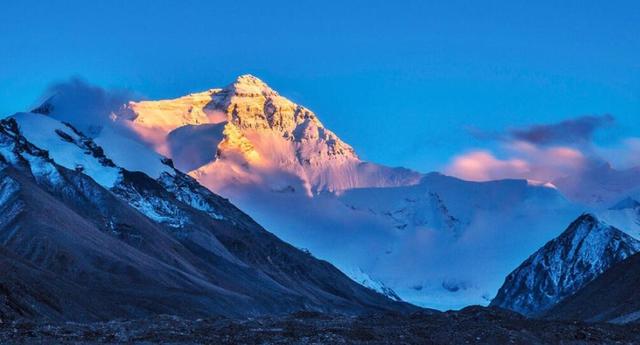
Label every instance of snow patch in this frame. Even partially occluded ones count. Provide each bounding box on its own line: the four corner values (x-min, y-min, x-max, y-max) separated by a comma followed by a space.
94, 126, 174, 179
344, 267, 402, 301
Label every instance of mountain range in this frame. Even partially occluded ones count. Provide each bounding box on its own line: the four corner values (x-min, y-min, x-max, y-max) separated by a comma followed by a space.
9, 74, 640, 316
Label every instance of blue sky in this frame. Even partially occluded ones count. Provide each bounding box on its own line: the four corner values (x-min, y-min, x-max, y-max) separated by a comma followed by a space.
1, 0, 638, 172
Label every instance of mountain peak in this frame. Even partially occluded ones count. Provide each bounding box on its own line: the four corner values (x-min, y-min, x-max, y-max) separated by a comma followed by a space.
121, 75, 419, 194
224, 74, 276, 97
571, 212, 599, 227
234, 74, 266, 85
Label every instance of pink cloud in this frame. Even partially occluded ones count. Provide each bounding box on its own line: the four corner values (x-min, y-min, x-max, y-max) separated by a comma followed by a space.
445, 151, 529, 181
445, 144, 585, 183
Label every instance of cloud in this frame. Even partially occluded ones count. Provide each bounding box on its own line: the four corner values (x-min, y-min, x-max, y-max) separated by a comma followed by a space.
465, 115, 615, 146
509, 114, 614, 145
34, 78, 138, 137
445, 143, 585, 183
445, 151, 529, 181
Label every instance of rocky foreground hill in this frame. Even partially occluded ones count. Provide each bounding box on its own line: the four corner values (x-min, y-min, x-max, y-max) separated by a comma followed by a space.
2, 307, 640, 345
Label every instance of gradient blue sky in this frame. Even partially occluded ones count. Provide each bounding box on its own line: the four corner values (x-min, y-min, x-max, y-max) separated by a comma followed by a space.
1, 0, 638, 172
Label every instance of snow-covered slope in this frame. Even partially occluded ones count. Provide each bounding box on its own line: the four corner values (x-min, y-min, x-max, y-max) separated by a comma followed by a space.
11, 112, 121, 187
333, 174, 579, 309
202, 170, 579, 310
490, 214, 640, 316
338, 173, 570, 236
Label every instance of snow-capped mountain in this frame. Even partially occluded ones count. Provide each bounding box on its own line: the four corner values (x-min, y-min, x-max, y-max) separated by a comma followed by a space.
490, 214, 640, 316
120, 75, 421, 196
0, 112, 414, 320
35, 75, 584, 310
338, 173, 570, 236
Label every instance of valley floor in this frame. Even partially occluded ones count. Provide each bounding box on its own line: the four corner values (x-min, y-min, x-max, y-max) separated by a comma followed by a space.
2, 307, 640, 345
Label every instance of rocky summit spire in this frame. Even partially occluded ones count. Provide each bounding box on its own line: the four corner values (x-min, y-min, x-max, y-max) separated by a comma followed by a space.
208, 74, 319, 135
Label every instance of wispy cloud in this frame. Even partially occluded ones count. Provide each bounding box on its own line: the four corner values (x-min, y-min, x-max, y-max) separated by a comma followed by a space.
465, 114, 615, 146
509, 115, 614, 146
35, 78, 138, 136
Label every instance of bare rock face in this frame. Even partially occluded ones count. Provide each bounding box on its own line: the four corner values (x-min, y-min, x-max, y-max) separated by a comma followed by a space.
211, 75, 321, 134
491, 214, 640, 316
